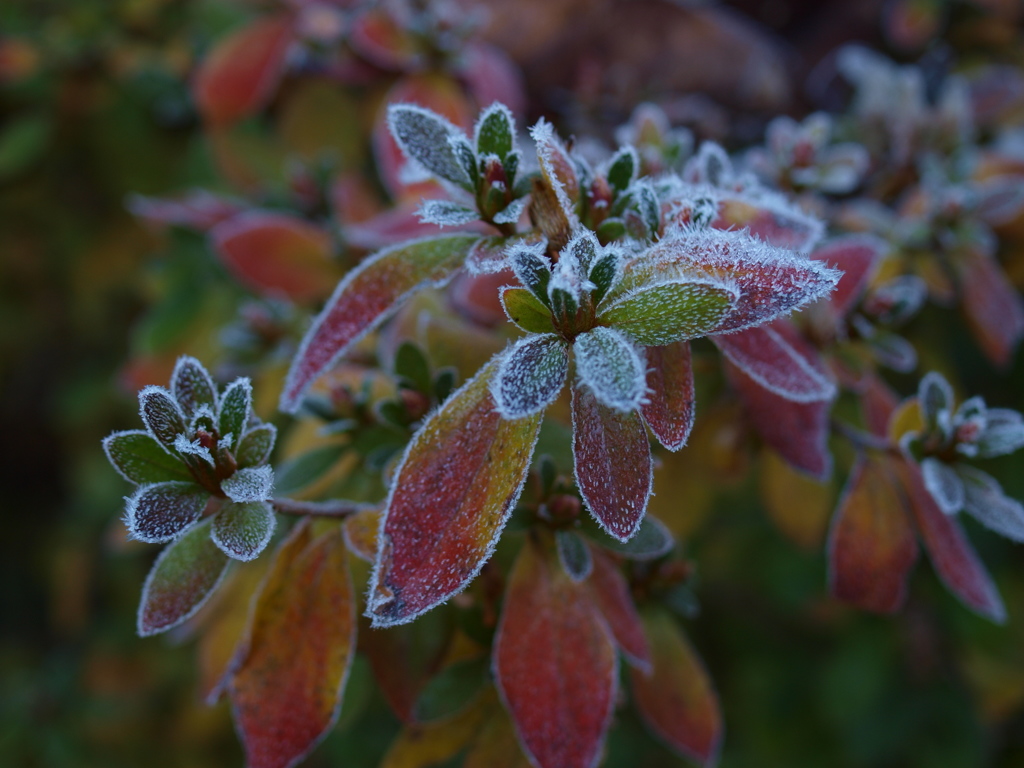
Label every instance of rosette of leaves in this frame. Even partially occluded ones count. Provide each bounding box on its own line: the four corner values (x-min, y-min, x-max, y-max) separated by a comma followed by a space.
103, 356, 277, 635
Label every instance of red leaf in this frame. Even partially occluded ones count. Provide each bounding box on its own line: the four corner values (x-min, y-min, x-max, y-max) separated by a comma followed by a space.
572, 383, 653, 542
811, 235, 885, 319
127, 190, 242, 232
631, 609, 722, 767
210, 211, 337, 302
728, 359, 832, 479
958, 249, 1024, 367
828, 455, 918, 613
714, 324, 835, 402
280, 234, 480, 412
494, 536, 617, 768
713, 195, 823, 253
587, 545, 651, 670
859, 371, 900, 438
641, 340, 695, 451
348, 8, 420, 71
459, 43, 527, 118
897, 459, 1006, 622
366, 360, 542, 626
230, 521, 356, 768
194, 15, 294, 126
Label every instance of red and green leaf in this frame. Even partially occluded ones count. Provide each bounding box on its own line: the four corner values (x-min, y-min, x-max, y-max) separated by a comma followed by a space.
366, 360, 542, 626
641, 340, 695, 451
494, 536, 617, 768
280, 234, 480, 413
828, 455, 918, 613
572, 383, 653, 542
138, 518, 229, 636
630, 609, 723, 767
210, 211, 339, 303
597, 280, 736, 345
230, 522, 356, 768
194, 15, 294, 126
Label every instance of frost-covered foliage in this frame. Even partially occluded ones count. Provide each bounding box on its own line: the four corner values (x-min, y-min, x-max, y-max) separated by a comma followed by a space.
103, 6, 1024, 767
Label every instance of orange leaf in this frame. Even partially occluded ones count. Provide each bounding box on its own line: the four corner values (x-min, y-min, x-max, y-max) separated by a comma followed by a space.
229, 521, 356, 768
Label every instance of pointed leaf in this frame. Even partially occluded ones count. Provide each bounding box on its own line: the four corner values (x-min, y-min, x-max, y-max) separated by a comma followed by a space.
388, 104, 474, 190
222, 465, 275, 503
572, 383, 653, 542
828, 455, 918, 613
212, 500, 276, 561
494, 537, 616, 768
500, 286, 556, 334
230, 522, 356, 768
138, 518, 229, 636
921, 457, 965, 514
171, 356, 218, 418
958, 249, 1024, 367
598, 280, 736, 346
280, 235, 480, 412
714, 325, 835, 403
236, 424, 277, 468
218, 378, 252, 449
641, 341, 695, 451
574, 326, 647, 413
607, 146, 639, 192
555, 530, 592, 582
897, 459, 1006, 622
597, 515, 675, 560
194, 15, 293, 126
126, 481, 210, 543
492, 334, 569, 419
367, 360, 542, 626
139, 386, 187, 449
811, 235, 885, 318
587, 545, 651, 670
475, 102, 515, 161
104, 430, 193, 484
210, 211, 338, 303
958, 466, 1024, 542
416, 199, 478, 227
631, 610, 722, 767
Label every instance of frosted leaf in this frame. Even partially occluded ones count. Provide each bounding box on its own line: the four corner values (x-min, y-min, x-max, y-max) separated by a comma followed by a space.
173, 433, 214, 466
589, 249, 623, 305
139, 386, 187, 449
869, 330, 918, 373
548, 247, 587, 315
137, 517, 228, 637
189, 404, 217, 434
555, 529, 593, 582
714, 188, 825, 254
509, 238, 551, 302
918, 372, 953, 430
530, 119, 579, 226
976, 416, 1024, 458
125, 481, 210, 543
605, 145, 639, 192
958, 466, 1024, 542
630, 181, 661, 239
171, 356, 217, 418
492, 196, 528, 225
921, 457, 965, 515
104, 430, 192, 485
416, 199, 478, 227
387, 104, 474, 190
598, 279, 736, 346
466, 236, 513, 274
212, 500, 276, 561
500, 286, 556, 334
864, 275, 927, 325
564, 230, 600, 271
574, 326, 646, 412
600, 514, 674, 560
474, 102, 515, 161
684, 142, 735, 188
236, 423, 277, 468
218, 378, 253, 450
222, 465, 275, 503
492, 334, 569, 419
621, 228, 840, 334
714, 325, 836, 402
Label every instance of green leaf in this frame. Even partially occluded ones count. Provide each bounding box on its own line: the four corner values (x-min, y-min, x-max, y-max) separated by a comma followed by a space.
555, 529, 592, 582
171, 356, 218, 419
573, 327, 646, 412
387, 104, 474, 190
273, 444, 347, 496
597, 280, 736, 345
590, 514, 674, 560
212, 501, 276, 561
589, 251, 622, 305
606, 146, 638, 192
414, 657, 490, 721
236, 423, 277, 468
500, 287, 556, 334
395, 341, 432, 393
474, 103, 515, 162
104, 430, 193, 484
218, 378, 253, 449
126, 481, 210, 543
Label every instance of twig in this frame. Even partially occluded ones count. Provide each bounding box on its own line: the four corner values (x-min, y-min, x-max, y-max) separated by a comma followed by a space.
270, 498, 376, 517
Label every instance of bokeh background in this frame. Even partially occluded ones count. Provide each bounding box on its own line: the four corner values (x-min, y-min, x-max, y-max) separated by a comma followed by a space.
4, 0, 1024, 766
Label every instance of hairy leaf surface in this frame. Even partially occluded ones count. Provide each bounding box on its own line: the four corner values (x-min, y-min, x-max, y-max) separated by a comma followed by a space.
641, 341, 695, 451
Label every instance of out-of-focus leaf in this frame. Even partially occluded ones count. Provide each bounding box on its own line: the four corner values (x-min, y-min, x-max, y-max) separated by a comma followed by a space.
631, 609, 722, 767
280, 235, 480, 412
898, 459, 1006, 622
381, 693, 492, 768
555, 529, 592, 582
210, 211, 339, 303
0, 113, 49, 180
104, 430, 193, 484
494, 536, 616, 768
598, 280, 736, 345
138, 518, 229, 636
463, 706, 533, 768
594, 514, 675, 560
811, 235, 885, 318
714, 195, 823, 253
194, 15, 294, 126
641, 340, 695, 451
349, 8, 420, 71
367, 360, 542, 626
126, 481, 210, 543
572, 383, 652, 542
714, 325, 835, 403
587, 545, 651, 670
958, 466, 1024, 542
273, 444, 348, 497
230, 522, 356, 768
343, 506, 382, 562
128, 190, 241, 232
828, 455, 918, 613
759, 450, 831, 550
958, 249, 1024, 367
414, 656, 489, 721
